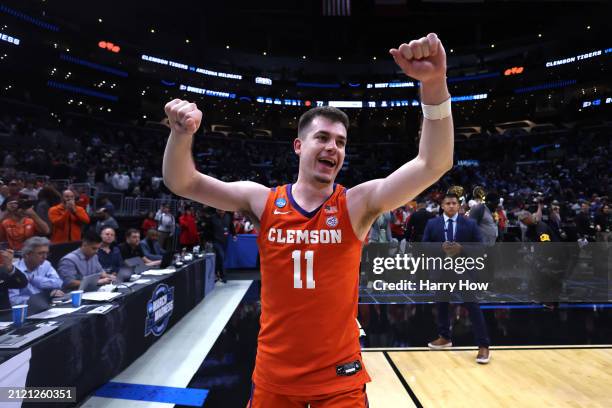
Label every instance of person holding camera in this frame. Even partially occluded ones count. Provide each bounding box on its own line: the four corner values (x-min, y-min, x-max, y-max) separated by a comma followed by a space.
0, 196, 50, 250
48, 189, 90, 244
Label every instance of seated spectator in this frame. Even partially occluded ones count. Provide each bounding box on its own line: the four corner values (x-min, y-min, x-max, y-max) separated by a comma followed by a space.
179, 206, 199, 249
9, 236, 64, 305
49, 189, 90, 243
140, 229, 166, 261
141, 211, 157, 236
57, 230, 114, 290
97, 227, 123, 273
98, 197, 115, 216
0, 196, 50, 250
119, 228, 160, 266
94, 208, 119, 234
0, 248, 27, 311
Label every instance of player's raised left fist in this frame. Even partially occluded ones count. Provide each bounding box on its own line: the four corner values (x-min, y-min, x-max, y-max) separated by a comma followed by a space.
164, 99, 202, 136
389, 33, 447, 84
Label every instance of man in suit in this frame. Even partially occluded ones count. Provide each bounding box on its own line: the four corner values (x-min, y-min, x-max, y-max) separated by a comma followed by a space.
423, 192, 490, 364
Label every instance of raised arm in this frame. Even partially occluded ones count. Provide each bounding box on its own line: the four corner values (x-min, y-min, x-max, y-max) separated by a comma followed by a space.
347, 33, 453, 239
162, 100, 269, 221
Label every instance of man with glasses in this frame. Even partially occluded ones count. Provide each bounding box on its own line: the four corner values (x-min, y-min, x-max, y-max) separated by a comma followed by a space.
9, 236, 64, 305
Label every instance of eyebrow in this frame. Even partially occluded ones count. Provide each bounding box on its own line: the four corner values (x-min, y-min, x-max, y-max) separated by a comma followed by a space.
314, 131, 347, 141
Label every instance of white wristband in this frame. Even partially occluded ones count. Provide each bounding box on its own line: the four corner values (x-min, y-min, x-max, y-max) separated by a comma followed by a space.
421, 96, 452, 120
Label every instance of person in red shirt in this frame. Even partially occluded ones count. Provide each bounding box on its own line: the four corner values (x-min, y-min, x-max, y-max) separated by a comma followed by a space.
76, 187, 90, 210
0, 197, 50, 250
48, 190, 90, 243
141, 211, 157, 237
390, 205, 408, 240
179, 206, 199, 249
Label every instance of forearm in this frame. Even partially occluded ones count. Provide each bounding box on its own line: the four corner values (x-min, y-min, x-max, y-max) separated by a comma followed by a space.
30, 213, 50, 235
417, 78, 454, 172
162, 130, 199, 195
32, 275, 63, 290
534, 206, 543, 222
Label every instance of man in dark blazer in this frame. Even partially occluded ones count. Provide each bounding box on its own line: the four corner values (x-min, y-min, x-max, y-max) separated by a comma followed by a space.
406, 199, 435, 242
423, 192, 490, 364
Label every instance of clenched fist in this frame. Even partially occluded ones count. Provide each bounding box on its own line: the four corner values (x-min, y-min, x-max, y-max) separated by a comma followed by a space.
164, 99, 203, 136
389, 33, 446, 84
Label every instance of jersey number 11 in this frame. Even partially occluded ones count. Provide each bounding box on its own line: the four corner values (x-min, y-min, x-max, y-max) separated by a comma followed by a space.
292, 250, 315, 289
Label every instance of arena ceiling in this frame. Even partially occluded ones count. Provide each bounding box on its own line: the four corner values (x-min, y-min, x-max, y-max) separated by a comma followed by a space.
11, 0, 611, 64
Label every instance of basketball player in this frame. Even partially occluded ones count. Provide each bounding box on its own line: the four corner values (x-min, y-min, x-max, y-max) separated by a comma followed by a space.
163, 33, 453, 408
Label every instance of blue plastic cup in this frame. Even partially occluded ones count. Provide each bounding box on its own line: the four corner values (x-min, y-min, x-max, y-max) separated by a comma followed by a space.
12, 304, 28, 327
71, 290, 84, 307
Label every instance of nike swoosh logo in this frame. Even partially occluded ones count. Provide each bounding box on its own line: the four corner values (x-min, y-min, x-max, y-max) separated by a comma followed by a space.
273, 209, 291, 215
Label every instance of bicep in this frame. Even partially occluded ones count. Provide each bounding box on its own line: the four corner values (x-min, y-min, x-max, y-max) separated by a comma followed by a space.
371, 158, 445, 213
185, 175, 269, 220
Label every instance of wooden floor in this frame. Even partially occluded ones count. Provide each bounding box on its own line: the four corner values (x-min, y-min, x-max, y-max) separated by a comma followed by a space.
363, 346, 612, 408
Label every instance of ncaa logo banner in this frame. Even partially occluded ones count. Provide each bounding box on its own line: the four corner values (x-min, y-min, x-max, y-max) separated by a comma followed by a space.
145, 283, 175, 337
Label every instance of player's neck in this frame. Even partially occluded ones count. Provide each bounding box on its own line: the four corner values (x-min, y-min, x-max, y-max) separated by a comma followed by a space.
292, 179, 334, 211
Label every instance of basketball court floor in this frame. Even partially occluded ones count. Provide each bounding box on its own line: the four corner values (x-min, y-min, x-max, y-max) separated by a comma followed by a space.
363, 346, 612, 407
83, 279, 612, 407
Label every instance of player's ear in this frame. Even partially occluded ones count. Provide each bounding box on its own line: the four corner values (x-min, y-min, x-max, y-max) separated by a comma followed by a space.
293, 138, 302, 155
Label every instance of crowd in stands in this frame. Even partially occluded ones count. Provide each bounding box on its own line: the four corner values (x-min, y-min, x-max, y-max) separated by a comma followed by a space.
0, 107, 610, 311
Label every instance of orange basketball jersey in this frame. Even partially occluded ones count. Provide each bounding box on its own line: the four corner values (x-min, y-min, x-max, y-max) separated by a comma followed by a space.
253, 184, 371, 396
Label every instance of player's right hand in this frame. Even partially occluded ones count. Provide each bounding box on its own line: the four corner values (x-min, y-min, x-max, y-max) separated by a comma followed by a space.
164, 99, 202, 136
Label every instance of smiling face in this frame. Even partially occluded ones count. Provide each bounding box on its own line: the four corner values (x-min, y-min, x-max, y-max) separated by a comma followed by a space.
294, 116, 347, 185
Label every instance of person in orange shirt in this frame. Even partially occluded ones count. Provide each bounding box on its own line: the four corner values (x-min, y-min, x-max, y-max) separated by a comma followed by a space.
48, 190, 90, 243
162, 33, 453, 407
0, 197, 50, 250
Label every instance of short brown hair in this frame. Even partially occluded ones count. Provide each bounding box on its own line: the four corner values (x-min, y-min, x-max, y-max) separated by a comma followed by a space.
297, 106, 349, 139
125, 228, 140, 238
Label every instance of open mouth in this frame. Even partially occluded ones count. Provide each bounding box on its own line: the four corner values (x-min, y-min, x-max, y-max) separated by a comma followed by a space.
317, 158, 336, 168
